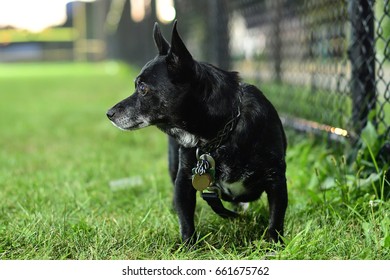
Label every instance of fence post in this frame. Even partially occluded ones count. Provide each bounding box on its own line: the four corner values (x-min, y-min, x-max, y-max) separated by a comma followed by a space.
73, 2, 87, 61
209, 0, 230, 70
272, 0, 282, 83
349, 0, 376, 136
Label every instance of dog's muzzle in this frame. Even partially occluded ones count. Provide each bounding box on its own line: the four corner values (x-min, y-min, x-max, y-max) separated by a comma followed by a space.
106, 107, 151, 131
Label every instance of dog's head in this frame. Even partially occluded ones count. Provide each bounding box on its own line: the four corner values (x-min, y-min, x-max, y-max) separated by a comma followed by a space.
106, 21, 196, 131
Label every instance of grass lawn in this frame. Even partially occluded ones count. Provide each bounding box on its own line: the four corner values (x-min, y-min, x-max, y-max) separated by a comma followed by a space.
0, 62, 389, 259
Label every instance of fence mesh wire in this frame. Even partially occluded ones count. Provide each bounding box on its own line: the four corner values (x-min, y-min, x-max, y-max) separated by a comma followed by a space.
175, 0, 390, 142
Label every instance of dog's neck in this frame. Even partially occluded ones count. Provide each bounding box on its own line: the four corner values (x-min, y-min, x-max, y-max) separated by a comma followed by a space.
158, 62, 242, 150
159, 91, 242, 151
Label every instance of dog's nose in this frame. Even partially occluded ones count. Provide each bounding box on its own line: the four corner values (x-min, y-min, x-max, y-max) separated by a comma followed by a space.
106, 109, 116, 120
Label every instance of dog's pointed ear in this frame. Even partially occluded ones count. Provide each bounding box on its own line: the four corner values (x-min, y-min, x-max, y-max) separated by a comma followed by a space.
167, 20, 193, 69
153, 22, 170, 55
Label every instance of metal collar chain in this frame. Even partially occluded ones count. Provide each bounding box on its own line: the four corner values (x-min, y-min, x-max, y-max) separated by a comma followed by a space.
191, 91, 242, 218
200, 93, 242, 154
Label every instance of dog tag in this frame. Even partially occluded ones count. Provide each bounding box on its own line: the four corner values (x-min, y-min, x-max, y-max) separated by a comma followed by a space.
200, 154, 216, 181
192, 153, 216, 191
199, 154, 215, 169
192, 173, 212, 191
192, 150, 217, 191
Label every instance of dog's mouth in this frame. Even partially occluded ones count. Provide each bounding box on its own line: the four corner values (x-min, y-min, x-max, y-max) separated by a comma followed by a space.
109, 117, 150, 131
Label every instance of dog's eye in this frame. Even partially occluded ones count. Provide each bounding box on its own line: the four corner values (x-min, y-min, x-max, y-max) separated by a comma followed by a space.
138, 82, 148, 96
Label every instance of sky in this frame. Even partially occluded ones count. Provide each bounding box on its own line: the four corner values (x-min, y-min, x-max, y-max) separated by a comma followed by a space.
0, 0, 95, 32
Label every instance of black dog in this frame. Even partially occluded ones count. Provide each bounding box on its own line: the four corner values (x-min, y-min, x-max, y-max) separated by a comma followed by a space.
107, 21, 287, 243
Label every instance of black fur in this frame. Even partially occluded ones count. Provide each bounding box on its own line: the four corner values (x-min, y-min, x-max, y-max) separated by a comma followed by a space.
107, 21, 288, 243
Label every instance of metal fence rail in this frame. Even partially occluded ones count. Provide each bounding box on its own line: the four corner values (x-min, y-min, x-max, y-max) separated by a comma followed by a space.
176, 0, 390, 142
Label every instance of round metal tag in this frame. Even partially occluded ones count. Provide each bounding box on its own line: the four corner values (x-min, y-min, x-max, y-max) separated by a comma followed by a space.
192, 173, 212, 191
199, 154, 215, 168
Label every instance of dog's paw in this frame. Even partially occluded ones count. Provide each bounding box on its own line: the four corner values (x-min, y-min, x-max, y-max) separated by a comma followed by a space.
181, 233, 197, 246
267, 228, 284, 245
172, 233, 198, 251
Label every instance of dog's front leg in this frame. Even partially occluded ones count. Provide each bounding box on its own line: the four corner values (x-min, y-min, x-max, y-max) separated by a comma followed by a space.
266, 175, 288, 243
173, 147, 197, 243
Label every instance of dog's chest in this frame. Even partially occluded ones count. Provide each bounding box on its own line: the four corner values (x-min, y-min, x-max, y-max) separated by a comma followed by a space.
215, 162, 251, 199
166, 128, 199, 148
218, 180, 246, 198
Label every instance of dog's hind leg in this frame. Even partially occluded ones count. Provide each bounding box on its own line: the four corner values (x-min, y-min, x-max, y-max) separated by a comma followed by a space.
266, 175, 288, 243
168, 136, 180, 184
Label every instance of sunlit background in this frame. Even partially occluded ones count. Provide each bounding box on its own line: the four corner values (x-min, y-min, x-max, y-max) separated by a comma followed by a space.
0, 0, 177, 63
0, 0, 175, 32
0, 0, 92, 32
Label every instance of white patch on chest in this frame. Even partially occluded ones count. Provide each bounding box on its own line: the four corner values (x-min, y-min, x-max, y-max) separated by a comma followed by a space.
219, 180, 247, 198
216, 163, 253, 199
168, 128, 199, 148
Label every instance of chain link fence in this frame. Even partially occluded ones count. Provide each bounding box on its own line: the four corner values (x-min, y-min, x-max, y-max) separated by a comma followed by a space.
175, 0, 390, 143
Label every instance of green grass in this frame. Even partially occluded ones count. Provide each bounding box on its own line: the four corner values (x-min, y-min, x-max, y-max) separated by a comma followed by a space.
0, 62, 389, 260
252, 80, 390, 136
260, 82, 352, 130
